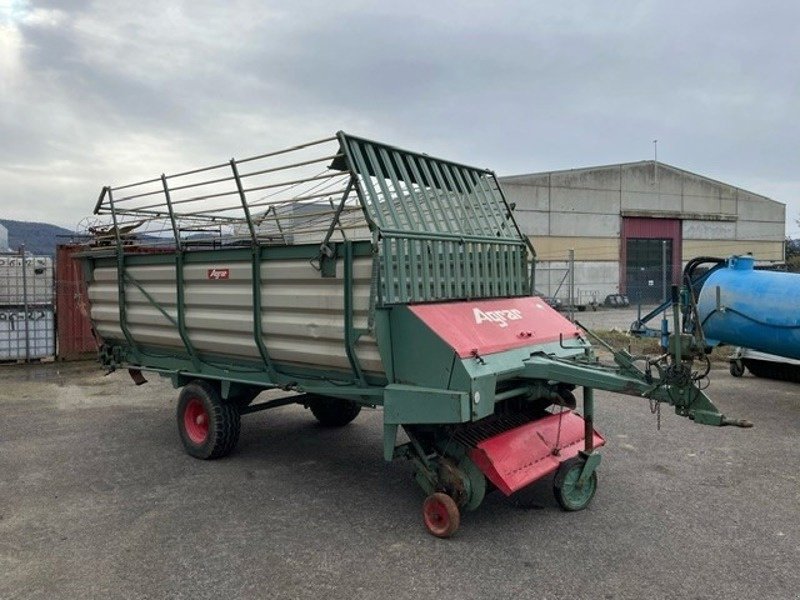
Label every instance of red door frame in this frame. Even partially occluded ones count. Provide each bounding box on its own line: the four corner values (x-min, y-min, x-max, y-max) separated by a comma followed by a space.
620, 217, 682, 294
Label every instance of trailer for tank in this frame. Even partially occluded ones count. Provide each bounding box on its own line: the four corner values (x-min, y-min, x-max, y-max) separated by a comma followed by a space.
729, 348, 800, 382
632, 255, 800, 384
78, 132, 749, 537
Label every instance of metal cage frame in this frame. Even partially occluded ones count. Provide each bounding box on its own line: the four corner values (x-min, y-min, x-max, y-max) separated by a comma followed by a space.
90, 131, 535, 307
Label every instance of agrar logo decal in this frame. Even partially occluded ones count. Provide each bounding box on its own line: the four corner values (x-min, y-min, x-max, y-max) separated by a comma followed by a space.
472, 307, 523, 328
207, 268, 230, 280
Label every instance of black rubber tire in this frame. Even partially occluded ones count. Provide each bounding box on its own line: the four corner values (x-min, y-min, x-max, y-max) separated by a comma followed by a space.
558, 389, 577, 410
744, 359, 767, 378
729, 361, 744, 377
525, 389, 576, 415
746, 359, 800, 383
177, 380, 241, 459
308, 395, 361, 427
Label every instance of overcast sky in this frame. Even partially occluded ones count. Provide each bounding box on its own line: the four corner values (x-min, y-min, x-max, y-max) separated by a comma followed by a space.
1, 0, 799, 234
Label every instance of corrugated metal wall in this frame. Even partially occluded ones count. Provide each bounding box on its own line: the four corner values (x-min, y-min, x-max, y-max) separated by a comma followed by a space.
55, 245, 97, 359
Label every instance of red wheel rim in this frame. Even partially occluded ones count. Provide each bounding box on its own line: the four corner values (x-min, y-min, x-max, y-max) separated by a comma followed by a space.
184, 398, 209, 444
423, 496, 451, 536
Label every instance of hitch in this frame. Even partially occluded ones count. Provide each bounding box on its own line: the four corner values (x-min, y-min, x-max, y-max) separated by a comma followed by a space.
721, 417, 753, 428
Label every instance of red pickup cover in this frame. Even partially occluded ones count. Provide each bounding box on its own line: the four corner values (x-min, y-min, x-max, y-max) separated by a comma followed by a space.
468, 412, 605, 496
408, 297, 581, 358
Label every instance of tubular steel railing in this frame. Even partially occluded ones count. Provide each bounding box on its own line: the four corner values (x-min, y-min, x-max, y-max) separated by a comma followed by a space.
88, 131, 534, 307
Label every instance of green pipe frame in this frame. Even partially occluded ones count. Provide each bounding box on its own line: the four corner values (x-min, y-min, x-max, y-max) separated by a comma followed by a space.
161, 174, 201, 371
231, 158, 284, 384
523, 353, 730, 426
343, 241, 367, 387
106, 186, 141, 364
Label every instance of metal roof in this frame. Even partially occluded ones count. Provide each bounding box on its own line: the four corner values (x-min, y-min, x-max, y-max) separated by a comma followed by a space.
501, 160, 782, 206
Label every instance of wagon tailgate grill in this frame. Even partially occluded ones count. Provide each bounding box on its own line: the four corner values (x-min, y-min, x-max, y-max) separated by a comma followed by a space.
379, 236, 528, 304
338, 134, 532, 305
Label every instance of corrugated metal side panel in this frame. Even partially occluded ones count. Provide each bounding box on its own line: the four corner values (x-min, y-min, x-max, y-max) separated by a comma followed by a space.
620, 217, 682, 291
87, 256, 383, 374
55, 245, 97, 359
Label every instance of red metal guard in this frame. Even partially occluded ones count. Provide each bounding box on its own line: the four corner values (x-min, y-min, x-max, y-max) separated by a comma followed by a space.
409, 297, 581, 359
468, 412, 605, 496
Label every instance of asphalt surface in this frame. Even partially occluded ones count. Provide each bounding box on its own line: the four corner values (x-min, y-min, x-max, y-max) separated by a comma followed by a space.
1, 360, 798, 600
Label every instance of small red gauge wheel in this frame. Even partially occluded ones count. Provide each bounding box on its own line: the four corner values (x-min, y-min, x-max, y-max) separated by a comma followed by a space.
422, 493, 460, 538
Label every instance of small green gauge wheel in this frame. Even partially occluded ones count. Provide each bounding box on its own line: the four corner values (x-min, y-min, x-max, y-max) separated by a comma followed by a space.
554, 458, 598, 511
422, 493, 460, 538
729, 361, 745, 377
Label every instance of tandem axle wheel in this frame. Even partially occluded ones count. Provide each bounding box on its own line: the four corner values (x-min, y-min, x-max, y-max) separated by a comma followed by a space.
176, 380, 241, 460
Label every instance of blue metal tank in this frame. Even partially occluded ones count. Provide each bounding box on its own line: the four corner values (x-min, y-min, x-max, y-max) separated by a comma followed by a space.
696, 255, 800, 360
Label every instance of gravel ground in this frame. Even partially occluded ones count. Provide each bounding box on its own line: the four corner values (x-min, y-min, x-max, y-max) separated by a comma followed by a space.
560, 304, 662, 331
0, 360, 798, 600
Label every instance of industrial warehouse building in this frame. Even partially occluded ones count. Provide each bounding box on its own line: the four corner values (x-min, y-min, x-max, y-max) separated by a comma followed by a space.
499, 161, 786, 305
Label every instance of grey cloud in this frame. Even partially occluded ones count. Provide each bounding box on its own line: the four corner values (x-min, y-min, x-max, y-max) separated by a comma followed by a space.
1, 0, 799, 231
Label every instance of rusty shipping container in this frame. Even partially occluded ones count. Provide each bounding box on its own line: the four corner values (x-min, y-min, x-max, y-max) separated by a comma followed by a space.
56, 245, 96, 359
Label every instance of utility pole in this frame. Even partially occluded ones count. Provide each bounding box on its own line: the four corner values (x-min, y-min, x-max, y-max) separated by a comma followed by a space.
653, 139, 658, 187
661, 240, 668, 306
568, 248, 575, 322
661, 240, 669, 350
20, 245, 30, 362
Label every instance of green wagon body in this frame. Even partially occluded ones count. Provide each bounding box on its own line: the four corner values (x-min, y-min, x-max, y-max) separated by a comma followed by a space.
79, 132, 748, 536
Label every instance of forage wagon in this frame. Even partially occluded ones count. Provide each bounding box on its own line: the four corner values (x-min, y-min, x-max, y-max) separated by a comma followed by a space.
78, 132, 749, 537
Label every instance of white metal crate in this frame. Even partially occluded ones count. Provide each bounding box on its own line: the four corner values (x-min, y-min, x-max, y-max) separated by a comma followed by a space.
0, 255, 54, 306
0, 306, 55, 361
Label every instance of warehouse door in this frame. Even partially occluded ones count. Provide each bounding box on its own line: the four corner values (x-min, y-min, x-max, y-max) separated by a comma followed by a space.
625, 239, 673, 303
620, 217, 682, 305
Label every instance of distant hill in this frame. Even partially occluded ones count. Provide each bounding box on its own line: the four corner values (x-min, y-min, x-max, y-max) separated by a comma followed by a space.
0, 219, 76, 256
